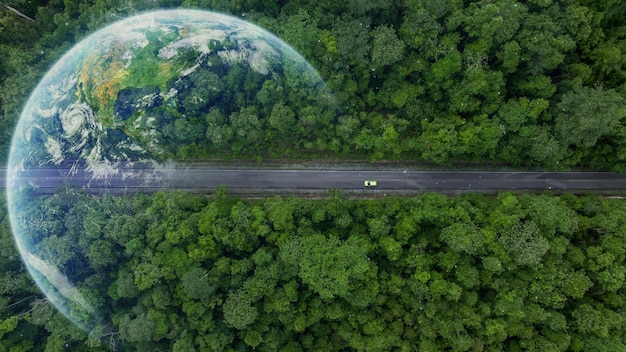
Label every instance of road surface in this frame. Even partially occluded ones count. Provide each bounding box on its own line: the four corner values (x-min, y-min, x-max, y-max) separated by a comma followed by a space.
3, 167, 626, 194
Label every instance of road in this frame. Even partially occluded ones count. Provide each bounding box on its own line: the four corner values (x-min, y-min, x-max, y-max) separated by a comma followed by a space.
3, 167, 626, 194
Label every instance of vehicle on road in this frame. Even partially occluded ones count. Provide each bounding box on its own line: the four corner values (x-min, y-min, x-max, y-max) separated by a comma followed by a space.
364, 180, 377, 187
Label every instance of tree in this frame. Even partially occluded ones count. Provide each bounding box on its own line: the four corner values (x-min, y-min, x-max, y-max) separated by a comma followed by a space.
268, 101, 296, 135
264, 196, 295, 233
555, 85, 626, 149
113, 269, 138, 299
204, 200, 259, 252
171, 117, 205, 145
276, 9, 319, 59
335, 114, 361, 144
571, 304, 612, 338
370, 24, 405, 68
498, 40, 522, 73
85, 239, 116, 269
182, 268, 215, 300
119, 314, 155, 343
244, 330, 263, 348
331, 14, 371, 69
229, 106, 262, 151
379, 237, 402, 261
296, 234, 371, 301
417, 118, 461, 163
482, 256, 504, 275
133, 261, 164, 291
399, 0, 445, 57
430, 49, 462, 83
516, 11, 576, 75
523, 125, 567, 167
367, 215, 390, 238
172, 334, 196, 352
561, 270, 593, 299
462, 0, 527, 50
0, 315, 17, 340
205, 107, 233, 150
596, 265, 626, 293
587, 42, 626, 86
458, 114, 503, 157
499, 221, 550, 267
521, 194, 578, 236
498, 97, 548, 133
222, 290, 257, 330
440, 222, 485, 256
243, 265, 279, 301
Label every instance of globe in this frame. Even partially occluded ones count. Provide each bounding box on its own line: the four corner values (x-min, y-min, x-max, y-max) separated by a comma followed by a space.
6, 9, 335, 336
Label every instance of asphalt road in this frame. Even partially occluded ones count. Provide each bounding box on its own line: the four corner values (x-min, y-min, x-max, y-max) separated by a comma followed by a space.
3, 167, 626, 194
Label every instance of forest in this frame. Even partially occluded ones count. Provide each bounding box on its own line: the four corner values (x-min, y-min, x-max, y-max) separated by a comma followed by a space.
0, 0, 625, 351
0, 0, 625, 168
1, 188, 625, 351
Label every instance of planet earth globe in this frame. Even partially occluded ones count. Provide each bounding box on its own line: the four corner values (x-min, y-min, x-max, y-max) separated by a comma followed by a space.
6, 9, 335, 338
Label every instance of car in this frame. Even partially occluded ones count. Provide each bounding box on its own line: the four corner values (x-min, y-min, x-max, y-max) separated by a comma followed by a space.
364, 180, 377, 187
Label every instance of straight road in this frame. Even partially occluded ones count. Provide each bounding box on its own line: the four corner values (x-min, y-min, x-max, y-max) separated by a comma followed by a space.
3, 167, 626, 193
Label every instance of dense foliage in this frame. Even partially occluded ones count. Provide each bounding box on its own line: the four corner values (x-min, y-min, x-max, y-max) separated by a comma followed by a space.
1, 1, 626, 351
1, 0, 625, 168
1, 189, 625, 351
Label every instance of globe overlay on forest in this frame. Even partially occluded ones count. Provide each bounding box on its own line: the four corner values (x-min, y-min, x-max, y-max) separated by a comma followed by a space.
6, 9, 336, 334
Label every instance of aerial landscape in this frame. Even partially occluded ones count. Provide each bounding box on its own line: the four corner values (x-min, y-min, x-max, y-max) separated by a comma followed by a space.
0, 1, 625, 351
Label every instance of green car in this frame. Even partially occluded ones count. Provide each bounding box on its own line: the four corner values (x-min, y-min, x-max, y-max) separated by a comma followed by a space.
364, 180, 377, 187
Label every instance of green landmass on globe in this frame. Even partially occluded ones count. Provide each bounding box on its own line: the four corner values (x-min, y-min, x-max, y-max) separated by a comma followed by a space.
11, 9, 336, 176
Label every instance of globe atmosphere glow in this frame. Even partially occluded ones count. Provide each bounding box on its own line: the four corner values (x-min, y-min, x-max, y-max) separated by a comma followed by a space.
7, 9, 335, 336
